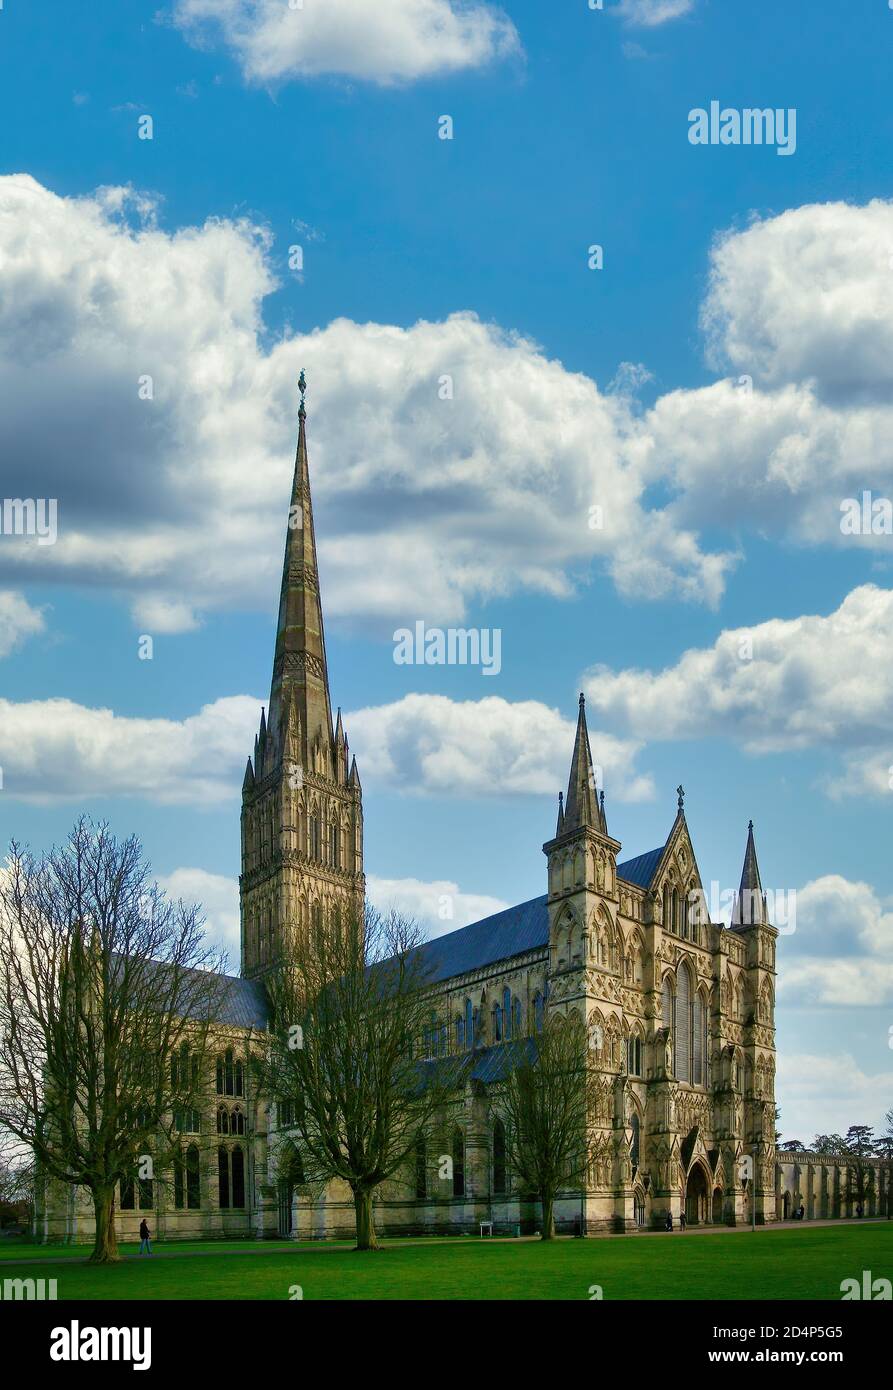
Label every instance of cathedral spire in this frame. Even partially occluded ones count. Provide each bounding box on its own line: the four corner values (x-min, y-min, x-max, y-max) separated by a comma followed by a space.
267, 372, 334, 766
731, 819, 769, 927
562, 693, 605, 834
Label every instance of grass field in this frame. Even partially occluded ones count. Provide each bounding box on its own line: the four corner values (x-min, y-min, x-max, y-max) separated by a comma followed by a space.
1, 1223, 890, 1300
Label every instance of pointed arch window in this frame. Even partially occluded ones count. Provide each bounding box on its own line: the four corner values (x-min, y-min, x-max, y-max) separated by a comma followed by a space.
309, 814, 321, 861
186, 1143, 201, 1209
493, 1119, 507, 1195
492, 1004, 502, 1043
330, 823, 340, 868
452, 1128, 465, 1197
231, 1148, 245, 1209
513, 998, 522, 1037
533, 991, 545, 1033
503, 988, 512, 1040
465, 998, 474, 1049
677, 965, 691, 1084
693, 994, 705, 1086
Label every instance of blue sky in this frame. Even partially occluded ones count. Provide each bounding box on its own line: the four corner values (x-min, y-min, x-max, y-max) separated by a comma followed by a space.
0, 0, 891, 1140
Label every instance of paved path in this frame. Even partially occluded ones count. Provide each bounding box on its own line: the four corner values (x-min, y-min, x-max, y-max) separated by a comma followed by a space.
0, 1217, 888, 1266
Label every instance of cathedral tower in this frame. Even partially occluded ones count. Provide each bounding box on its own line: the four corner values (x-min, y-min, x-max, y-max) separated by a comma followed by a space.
240, 375, 364, 978
731, 820, 778, 1222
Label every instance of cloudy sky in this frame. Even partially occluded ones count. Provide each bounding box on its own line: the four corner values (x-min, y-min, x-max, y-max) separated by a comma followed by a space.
0, 0, 891, 1140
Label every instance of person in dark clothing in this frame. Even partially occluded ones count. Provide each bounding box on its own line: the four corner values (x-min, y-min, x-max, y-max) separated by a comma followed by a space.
139, 1218, 152, 1256
679, 1210, 687, 1231
665, 1211, 673, 1232
856, 1203, 863, 1219
798, 1204, 805, 1221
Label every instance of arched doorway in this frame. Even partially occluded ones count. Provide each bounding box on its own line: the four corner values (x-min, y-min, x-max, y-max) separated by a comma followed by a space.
684, 1164, 709, 1225
278, 1179, 294, 1236
782, 1191, 790, 1220
712, 1187, 723, 1224
278, 1145, 304, 1238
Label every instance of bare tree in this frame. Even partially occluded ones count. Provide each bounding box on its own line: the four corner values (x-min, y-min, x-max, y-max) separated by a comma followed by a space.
256, 906, 455, 1251
493, 1012, 593, 1240
0, 818, 227, 1262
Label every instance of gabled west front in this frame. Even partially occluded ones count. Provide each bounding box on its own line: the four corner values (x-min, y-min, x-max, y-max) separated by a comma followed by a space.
39, 390, 888, 1244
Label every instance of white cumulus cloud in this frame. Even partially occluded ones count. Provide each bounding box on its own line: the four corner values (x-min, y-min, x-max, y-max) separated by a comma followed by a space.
616, 0, 695, 27
776, 1051, 893, 1141
171, 0, 521, 86
778, 874, 893, 1008
366, 875, 508, 938
0, 695, 260, 804
582, 584, 893, 762
0, 591, 44, 657
158, 866, 241, 959
346, 692, 654, 802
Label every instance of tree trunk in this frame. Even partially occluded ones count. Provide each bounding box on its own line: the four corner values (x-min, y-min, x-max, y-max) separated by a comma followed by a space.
353, 1186, 379, 1252
89, 1187, 120, 1264
541, 1193, 556, 1241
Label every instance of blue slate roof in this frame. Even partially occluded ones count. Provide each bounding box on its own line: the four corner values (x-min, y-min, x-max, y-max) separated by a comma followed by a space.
412, 845, 667, 988
616, 845, 665, 889
216, 972, 269, 1029
420, 1036, 540, 1090
114, 953, 269, 1030
415, 895, 549, 985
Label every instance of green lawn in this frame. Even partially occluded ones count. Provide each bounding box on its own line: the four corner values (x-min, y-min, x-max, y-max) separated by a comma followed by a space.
1, 1223, 890, 1300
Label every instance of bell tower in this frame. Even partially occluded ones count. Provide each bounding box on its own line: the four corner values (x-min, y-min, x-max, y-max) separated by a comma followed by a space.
240, 374, 364, 978
542, 694, 624, 1031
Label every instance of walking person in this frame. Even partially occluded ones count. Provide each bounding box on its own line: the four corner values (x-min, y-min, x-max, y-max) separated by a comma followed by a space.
798, 1203, 804, 1222
139, 1217, 152, 1256
665, 1211, 673, 1232
679, 1209, 687, 1232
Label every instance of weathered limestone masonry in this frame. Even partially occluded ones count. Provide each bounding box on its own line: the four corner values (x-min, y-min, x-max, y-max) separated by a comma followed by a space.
38, 394, 888, 1243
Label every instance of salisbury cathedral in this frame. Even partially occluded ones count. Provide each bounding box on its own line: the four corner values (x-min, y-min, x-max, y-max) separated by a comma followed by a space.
39, 399, 889, 1242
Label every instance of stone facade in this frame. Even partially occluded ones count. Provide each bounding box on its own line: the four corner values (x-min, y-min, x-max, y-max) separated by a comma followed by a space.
37, 400, 889, 1244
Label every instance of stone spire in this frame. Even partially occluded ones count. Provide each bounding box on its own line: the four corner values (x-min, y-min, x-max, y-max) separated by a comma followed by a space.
267, 372, 334, 767
732, 820, 769, 927
562, 693, 605, 834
